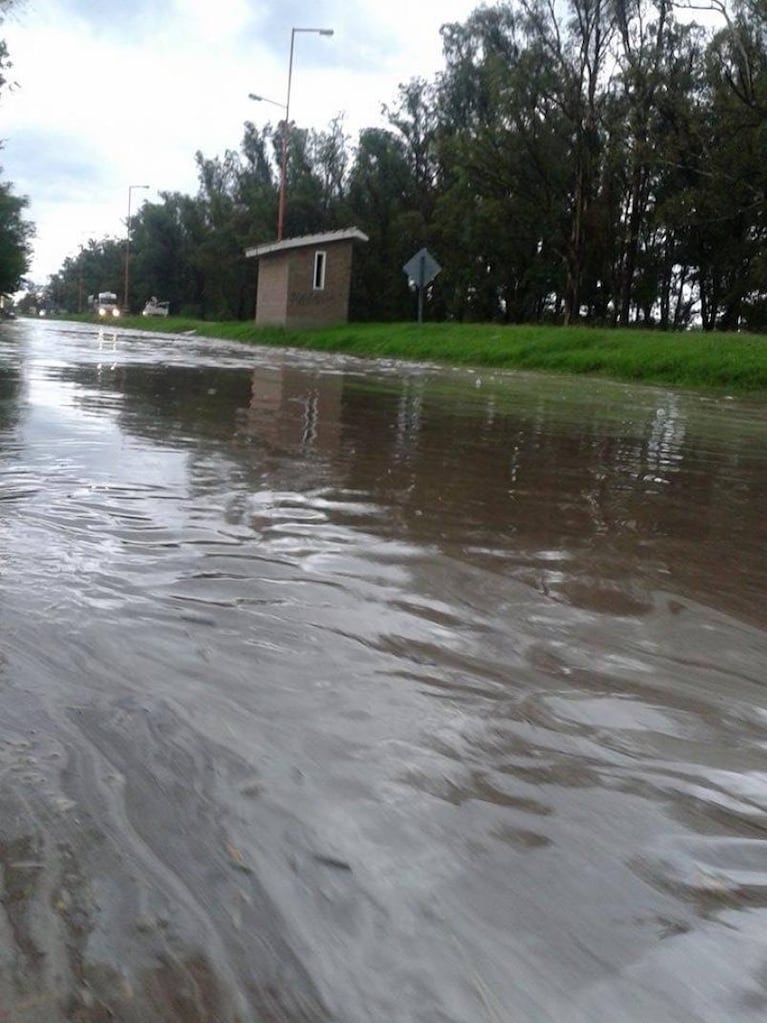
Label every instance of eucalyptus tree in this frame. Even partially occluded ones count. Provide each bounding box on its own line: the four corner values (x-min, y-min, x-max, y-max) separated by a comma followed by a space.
47, 238, 123, 313
612, 0, 671, 324
0, 179, 32, 295
601, 3, 714, 326
433, 5, 567, 321
312, 114, 350, 216
190, 122, 288, 319
129, 194, 201, 313
236, 120, 278, 244
189, 147, 246, 318
385, 79, 441, 237
430, 0, 622, 323
346, 127, 419, 320
695, 0, 767, 328
515, 0, 619, 323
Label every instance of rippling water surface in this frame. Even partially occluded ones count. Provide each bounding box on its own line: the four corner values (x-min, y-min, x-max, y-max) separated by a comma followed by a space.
2, 319, 767, 1022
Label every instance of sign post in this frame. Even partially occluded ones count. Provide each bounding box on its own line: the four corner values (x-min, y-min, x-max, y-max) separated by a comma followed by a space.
403, 247, 441, 324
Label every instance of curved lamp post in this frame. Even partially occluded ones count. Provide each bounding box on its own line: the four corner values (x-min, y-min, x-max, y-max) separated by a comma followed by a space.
250, 26, 333, 241
124, 184, 149, 313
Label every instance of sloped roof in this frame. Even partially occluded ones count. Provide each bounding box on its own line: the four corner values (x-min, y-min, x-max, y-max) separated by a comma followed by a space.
245, 227, 369, 260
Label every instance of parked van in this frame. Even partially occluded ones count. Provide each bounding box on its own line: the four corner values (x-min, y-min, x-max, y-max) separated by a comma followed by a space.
142, 297, 170, 317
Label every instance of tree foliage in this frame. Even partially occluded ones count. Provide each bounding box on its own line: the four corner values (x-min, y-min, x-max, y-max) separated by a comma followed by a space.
0, 1, 34, 295
0, 178, 32, 292
0, 0, 13, 97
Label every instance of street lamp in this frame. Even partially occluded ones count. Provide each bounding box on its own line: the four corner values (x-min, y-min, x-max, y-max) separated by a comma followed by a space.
252, 26, 333, 241
124, 184, 149, 313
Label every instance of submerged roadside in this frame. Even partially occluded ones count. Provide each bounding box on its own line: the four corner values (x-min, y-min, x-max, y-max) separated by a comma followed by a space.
46, 315, 767, 396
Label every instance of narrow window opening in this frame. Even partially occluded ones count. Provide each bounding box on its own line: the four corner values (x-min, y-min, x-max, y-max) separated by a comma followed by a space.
313, 251, 327, 290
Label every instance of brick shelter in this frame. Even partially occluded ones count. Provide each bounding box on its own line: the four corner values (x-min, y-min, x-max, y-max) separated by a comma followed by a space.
245, 228, 368, 328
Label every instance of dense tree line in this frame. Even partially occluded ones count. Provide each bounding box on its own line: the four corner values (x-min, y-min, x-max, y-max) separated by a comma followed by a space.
0, 0, 34, 298
49, 0, 767, 330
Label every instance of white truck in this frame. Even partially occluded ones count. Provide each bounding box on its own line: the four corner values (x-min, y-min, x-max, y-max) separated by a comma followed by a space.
93, 292, 121, 318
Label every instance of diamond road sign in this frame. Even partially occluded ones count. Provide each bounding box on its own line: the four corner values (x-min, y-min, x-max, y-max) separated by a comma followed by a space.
403, 248, 441, 288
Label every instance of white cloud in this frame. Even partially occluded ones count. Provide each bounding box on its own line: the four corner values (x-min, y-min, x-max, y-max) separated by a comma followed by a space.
171, 0, 255, 40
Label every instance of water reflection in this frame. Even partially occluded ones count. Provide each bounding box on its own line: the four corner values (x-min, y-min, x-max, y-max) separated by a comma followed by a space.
644, 395, 687, 482
0, 330, 22, 434
243, 366, 343, 455
2, 319, 767, 1021
46, 344, 767, 630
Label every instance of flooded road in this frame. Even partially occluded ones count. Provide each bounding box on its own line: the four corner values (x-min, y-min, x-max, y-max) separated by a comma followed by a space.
1, 318, 767, 1022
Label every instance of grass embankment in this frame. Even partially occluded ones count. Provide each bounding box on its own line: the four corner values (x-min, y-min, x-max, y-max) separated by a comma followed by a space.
82, 315, 767, 394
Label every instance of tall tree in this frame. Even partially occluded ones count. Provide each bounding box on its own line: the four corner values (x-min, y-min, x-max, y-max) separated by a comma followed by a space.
519, 0, 618, 323
0, 179, 33, 293
0, 1, 34, 294
435, 6, 565, 321
346, 127, 417, 320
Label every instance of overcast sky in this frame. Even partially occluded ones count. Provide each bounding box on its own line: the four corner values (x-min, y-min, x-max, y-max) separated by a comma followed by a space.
1, 0, 479, 283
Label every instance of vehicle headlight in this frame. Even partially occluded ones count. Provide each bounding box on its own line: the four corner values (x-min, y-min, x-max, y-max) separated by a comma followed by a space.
112, 308, 120, 317
98, 307, 106, 316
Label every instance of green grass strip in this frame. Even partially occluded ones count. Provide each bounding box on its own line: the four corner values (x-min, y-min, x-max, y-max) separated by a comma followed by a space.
58, 315, 767, 396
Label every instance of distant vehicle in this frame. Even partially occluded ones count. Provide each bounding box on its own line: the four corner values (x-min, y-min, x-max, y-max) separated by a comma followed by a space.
142, 298, 170, 317
95, 292, 120, 318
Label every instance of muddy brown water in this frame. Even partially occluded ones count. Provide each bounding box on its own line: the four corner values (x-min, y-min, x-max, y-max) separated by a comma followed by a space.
1, 318, 767, 1022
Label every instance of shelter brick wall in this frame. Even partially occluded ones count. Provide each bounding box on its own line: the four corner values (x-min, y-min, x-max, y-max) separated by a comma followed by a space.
255, 255, 289, 326
254, 240, 355, 328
